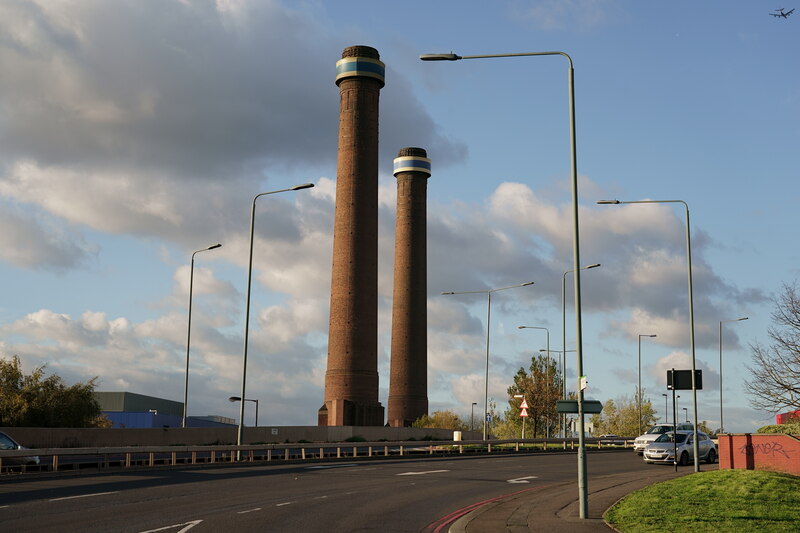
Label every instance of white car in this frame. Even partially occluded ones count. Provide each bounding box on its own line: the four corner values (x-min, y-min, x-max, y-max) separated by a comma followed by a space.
633, 423, 693, 455
0, 431, 40, 466
643, 430, 717, 465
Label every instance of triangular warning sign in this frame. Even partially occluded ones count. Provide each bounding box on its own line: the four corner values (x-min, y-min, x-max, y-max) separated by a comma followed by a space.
520, 408, 529, 417
520, 399, 529, 409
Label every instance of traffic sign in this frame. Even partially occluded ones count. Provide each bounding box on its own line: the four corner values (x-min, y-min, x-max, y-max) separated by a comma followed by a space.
520, 408, 529, 418
520, 399, 529, 409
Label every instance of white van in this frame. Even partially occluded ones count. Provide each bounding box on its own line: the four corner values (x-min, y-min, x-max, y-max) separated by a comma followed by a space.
633, 423, 693, 455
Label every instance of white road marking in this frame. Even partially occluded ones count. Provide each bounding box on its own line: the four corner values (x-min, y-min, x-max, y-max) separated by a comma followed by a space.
237, 508, 261, 514
507, 476, 538, 484
396, 470, 449, 476
138, 520, 203, 533
305, 463, 357, 469
276, 502, 294, 507
50, 491, 119, 501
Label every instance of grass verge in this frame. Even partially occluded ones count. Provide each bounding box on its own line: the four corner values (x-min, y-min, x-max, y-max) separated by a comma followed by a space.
604, 469, 800, 533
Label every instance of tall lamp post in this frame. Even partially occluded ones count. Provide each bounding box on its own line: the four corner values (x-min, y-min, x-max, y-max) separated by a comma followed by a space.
442, 281, 534, 440
719, 317, 748, 433
562, 264, 600, 438
229, 396, 259, 427
683, 407, 688, 423
637, 334, 657, 435
471, 402, 477, 432
598, 198, 702, 472
422, 49, 589, 516
518, 326, 550, 436
183, 243, 222, 428
237, 183, 314, 450
662, 393, 668, 423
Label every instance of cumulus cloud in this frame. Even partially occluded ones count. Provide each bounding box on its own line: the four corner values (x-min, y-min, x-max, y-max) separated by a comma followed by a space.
0, 0, 466, 267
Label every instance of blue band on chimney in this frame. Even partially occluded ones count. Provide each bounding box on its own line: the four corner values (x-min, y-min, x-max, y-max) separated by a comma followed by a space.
336, 57, 385, 86
393, 156, 432, 176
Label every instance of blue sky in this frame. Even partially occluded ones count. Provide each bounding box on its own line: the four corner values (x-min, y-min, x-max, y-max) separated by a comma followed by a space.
0, 0, 797, 432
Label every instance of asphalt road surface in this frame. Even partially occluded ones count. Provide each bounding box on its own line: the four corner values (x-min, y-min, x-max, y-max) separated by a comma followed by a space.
0, 450, 658, 532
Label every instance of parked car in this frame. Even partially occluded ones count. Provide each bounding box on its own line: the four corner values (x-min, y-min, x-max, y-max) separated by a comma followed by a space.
643, 430, 717, 465
598, 434, 625, 446
0, 431, 40, 466
633, 422, 694, 455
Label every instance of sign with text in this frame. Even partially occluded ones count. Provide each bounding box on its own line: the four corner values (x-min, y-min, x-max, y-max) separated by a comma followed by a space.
667, 369, 703, 390
556, 400, 603, 414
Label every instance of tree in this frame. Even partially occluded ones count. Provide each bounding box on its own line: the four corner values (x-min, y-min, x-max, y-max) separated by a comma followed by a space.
505, 354, 561, 438
745, 282, 800, 413
412, 410, 468, 431
589, 392, 657, 437
0, 355, 107, 427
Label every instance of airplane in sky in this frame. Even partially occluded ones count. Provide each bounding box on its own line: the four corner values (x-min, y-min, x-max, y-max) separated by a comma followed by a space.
771, 8, 795, 18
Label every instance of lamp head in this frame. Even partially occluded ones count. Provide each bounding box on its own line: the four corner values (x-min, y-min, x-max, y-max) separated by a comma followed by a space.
596, 200, 620, 205
208, 243, 222, 250
420, 53, 461, 61
586, 263, 601, 269
228, 396, 241, 402
291, 183, 315, 191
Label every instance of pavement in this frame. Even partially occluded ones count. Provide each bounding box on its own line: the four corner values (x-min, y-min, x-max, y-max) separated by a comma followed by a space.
449, 466, 689, 533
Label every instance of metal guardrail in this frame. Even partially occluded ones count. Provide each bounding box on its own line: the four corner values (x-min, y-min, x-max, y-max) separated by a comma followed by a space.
0, 437, 634, 475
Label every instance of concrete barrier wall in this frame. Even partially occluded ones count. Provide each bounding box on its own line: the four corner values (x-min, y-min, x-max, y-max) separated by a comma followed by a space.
718, 433, 800, 475
1, 426, 482, 449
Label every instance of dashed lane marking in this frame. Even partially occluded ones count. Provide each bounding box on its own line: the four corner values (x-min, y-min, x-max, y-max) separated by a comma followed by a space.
50, 491, 120, 502
396, 470, 450, 476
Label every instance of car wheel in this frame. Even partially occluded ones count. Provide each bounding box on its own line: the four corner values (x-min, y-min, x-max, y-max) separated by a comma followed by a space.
706, 449, 716, 464
679, 451, 689, 466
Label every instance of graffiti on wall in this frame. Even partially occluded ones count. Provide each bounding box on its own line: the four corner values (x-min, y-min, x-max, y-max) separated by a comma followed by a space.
738, 441, 794, 459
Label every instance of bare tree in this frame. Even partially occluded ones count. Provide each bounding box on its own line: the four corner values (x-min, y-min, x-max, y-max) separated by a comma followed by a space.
745, 282, 800, 412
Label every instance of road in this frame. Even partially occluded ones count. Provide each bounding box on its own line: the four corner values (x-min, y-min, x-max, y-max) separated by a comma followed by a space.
0, 450, 661, 532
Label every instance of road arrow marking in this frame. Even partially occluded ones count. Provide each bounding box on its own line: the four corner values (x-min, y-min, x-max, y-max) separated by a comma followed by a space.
507, 476, 538, 484
139, 520, 203, 533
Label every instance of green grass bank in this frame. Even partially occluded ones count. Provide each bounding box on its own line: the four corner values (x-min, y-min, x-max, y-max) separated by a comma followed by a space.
605, 469, 800, 533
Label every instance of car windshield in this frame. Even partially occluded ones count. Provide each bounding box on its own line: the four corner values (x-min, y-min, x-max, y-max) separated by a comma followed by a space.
646, 426, 671, 435
654, 433, 687, 443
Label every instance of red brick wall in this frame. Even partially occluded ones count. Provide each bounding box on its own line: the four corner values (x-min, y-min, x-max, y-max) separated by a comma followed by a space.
719, 433, 800, 475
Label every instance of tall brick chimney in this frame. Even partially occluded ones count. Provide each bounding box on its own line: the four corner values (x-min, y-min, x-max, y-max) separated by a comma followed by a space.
388, 148, 431, 427
319, 46, 385, 426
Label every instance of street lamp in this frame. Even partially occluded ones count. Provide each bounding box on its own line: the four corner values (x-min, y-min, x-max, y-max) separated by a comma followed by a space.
598, 198, 701, 472
237, 183, 314, 450
518, 326, 550, 437
471, 402, 477, 432
662, 393, 668, 423
683, 407, 688, 423
719, 316, 748, 433
562, 264, 600, 439
422, 49, 589, 516
183, 243, 222, 428
442, 281, 534, 440
637, 334, 657, 435
229, 396, 259, 427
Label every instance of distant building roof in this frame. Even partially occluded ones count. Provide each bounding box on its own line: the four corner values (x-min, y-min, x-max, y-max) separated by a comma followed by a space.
95, 392, 183, 417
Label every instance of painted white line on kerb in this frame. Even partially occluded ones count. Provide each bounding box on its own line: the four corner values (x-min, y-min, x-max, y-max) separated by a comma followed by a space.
237, 508, 261, 514
50, 491, 120, 502
396, 470, 450, 476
